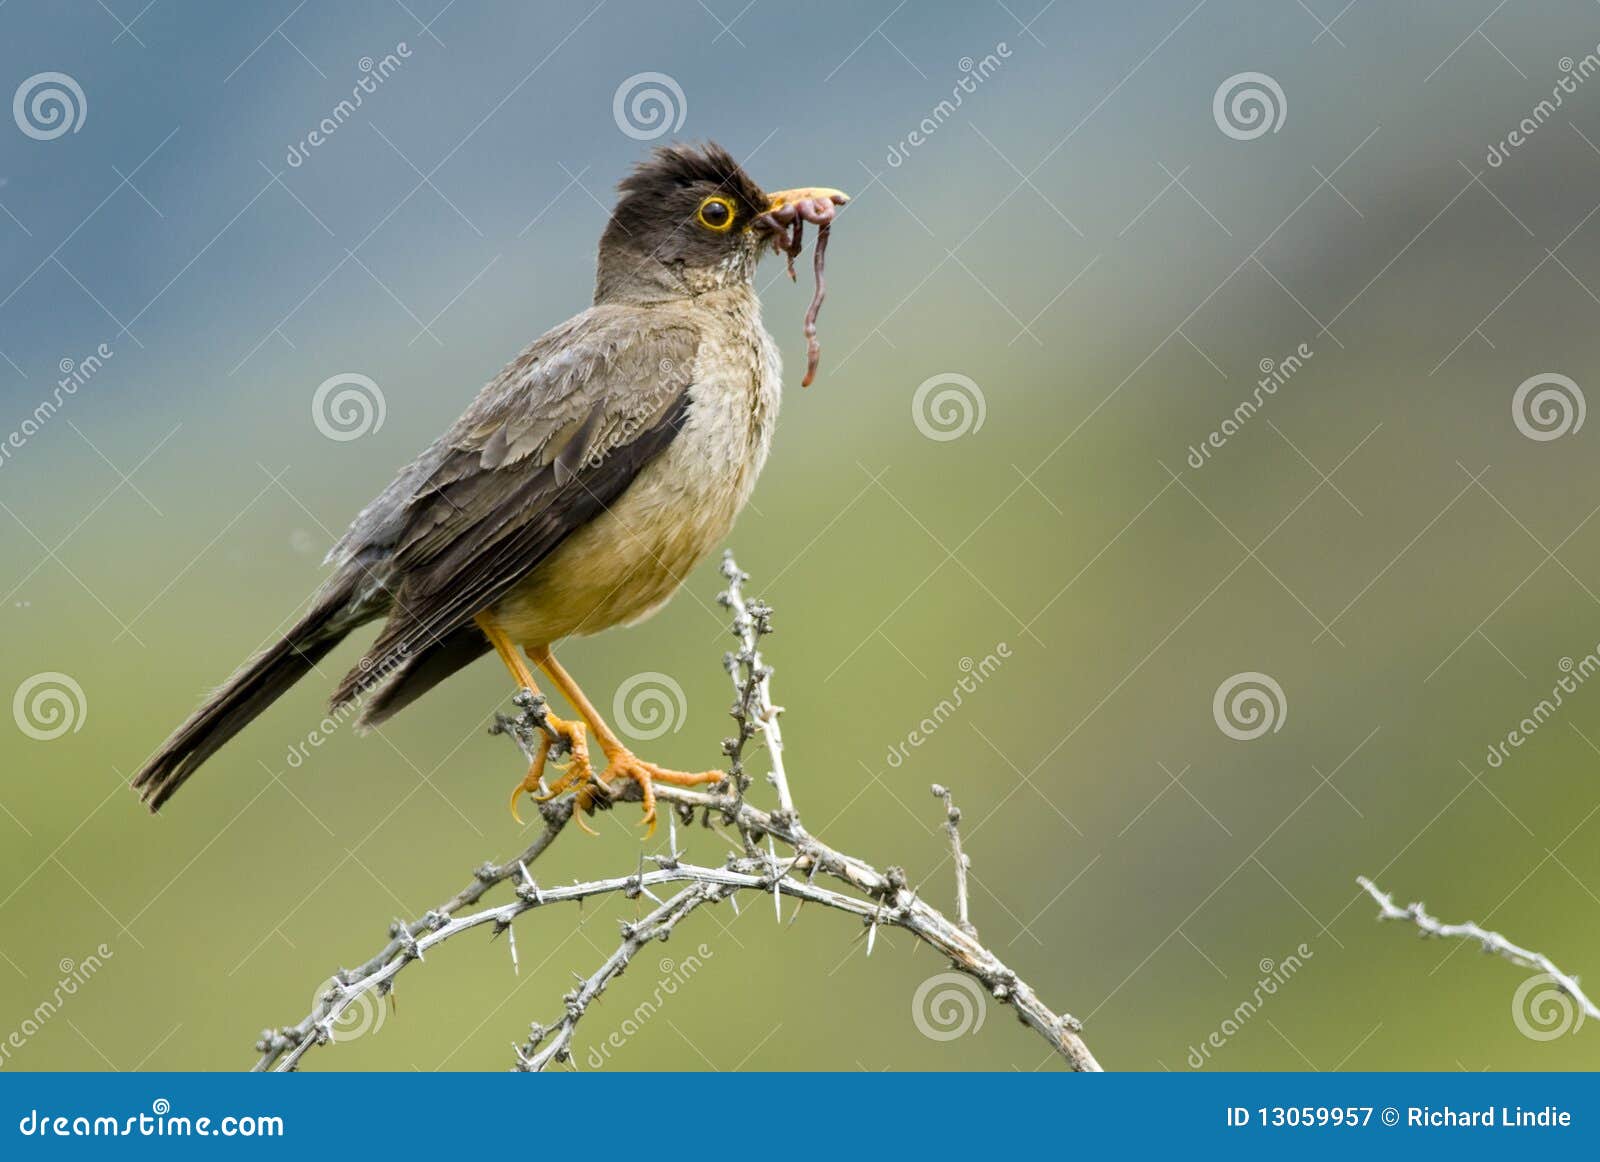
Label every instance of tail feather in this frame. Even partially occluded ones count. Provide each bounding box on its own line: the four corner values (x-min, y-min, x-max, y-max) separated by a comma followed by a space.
132, 578, 363, 811
348, 623, 490, 729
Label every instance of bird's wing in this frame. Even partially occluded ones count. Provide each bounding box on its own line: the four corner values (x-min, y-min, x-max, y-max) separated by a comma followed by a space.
328, 306, 700, 703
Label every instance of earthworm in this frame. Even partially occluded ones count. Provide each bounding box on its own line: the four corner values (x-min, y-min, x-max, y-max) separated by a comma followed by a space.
756, 194, 843, 387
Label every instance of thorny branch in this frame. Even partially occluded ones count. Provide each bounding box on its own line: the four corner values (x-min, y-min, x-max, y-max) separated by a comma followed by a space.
1356, 875, 1599, 1024
933, 783, 976, 938
253, 552, 1101, 1073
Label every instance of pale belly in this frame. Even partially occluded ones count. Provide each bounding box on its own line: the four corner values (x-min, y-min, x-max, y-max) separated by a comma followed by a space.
493, 444, 745, 644
492, 324, 779, 647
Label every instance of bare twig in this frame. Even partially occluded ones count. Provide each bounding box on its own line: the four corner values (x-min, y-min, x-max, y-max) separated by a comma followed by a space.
931, 784, 976, 938
1356, 875, 1599, 1023
253, 554, 1101, 1072
513, 882, 726, 1071
251, 795, 574, 1071
718, 552, 797, 825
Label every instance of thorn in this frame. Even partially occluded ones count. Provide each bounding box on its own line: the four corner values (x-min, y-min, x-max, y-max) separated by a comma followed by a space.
508, 925, 519, 975
768, 835, 782, 922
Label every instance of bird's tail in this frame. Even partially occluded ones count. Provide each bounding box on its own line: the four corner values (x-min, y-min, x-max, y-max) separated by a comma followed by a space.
132, 574, 365, 811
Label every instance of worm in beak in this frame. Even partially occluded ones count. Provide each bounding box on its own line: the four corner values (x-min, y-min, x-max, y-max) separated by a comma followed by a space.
755, 188, 849, 387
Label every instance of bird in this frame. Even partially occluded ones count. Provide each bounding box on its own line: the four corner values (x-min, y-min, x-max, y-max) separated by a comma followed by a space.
132, 142, 847, 834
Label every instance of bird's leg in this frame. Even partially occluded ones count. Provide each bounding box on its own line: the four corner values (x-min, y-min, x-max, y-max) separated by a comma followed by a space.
474, 614, 593, 827
528, 645, 725, 835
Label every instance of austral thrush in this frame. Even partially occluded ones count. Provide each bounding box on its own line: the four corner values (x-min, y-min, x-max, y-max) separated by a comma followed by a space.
133, 143, 847, 833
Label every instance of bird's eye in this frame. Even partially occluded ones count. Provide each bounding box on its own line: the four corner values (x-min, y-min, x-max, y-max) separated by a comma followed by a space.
696, 196, 735, 232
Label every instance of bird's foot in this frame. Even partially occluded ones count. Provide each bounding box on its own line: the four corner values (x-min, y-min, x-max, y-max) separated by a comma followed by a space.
579, 749, 725, 837
510, 713, 593, 829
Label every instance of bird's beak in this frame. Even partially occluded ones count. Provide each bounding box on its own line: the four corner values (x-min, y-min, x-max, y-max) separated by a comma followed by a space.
765, 187, 850, 214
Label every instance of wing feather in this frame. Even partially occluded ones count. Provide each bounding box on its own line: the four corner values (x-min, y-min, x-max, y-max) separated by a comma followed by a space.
326, 306, 701, 708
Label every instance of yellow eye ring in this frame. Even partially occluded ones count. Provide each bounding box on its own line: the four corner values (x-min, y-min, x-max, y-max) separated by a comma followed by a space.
696, 196, 735, 232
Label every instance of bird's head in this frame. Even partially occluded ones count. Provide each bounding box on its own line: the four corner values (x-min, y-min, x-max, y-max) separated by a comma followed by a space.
594, 142, 847, 303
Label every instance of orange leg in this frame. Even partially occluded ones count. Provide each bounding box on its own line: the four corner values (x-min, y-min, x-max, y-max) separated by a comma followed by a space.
528, 645, 725, 835
475, 613, 594, 828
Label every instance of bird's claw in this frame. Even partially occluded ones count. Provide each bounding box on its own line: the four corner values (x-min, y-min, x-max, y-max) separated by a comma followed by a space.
593, 751, 725, 838
507, 716, 588, 825
506, 708, 723, 838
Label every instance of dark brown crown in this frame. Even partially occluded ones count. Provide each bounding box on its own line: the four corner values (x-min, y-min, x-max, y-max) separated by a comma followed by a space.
609, 142, 769, 233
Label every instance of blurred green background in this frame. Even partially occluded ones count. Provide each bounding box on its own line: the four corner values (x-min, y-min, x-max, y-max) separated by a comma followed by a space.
4, 0, 1600, 1071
